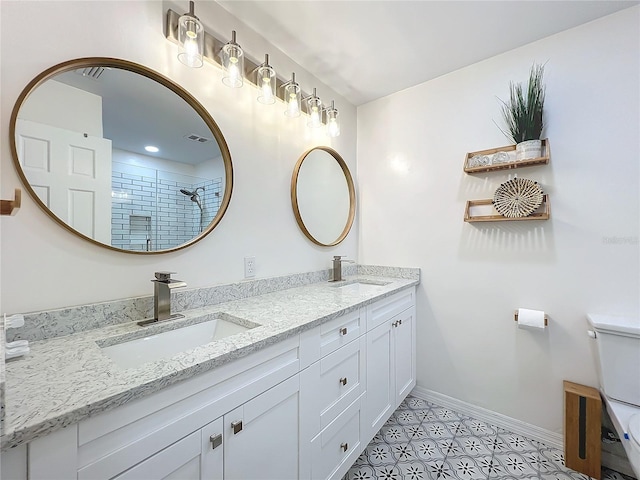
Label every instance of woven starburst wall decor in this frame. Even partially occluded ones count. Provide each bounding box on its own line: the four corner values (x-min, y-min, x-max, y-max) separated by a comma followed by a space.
492, 177, 544, 218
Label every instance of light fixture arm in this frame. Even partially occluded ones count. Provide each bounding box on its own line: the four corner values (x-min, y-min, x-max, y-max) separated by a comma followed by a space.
254, 53, 272, 73
280, 72, 298, 89
185, 1, 197, 19
301, 87, 319, 102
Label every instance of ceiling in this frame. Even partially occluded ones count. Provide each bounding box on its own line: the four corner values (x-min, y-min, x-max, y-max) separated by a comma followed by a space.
218, 0, 638, 106
57, 68, 221, 164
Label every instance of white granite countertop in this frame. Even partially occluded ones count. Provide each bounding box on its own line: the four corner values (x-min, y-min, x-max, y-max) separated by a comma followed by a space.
2, 274, 417, 450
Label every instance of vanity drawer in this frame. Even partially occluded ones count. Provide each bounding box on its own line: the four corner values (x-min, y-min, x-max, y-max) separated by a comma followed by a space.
300, 308, 363, 368
367, 287, 415, 331
310, 395, 363, 480
300, 335, 365, 436
321, 309, 363, 358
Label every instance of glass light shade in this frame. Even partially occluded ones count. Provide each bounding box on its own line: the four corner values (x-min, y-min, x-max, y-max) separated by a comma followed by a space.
257, 65, 276, 104
307, 94, 322, 128
326, 107, 340, 137
177, 14, 204, 68
284, 83, 301, 117
221, 32, 244, 88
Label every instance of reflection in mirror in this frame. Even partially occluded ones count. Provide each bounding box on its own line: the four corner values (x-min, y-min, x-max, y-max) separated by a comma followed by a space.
10, 58, 232, 253
291, 147, 355, 246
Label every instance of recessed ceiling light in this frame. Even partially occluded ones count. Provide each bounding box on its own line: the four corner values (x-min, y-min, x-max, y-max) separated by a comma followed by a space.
145, 145, 159, 153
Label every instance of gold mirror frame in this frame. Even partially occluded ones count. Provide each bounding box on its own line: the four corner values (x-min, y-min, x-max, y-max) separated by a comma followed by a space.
291, 146, 356, 247
9, 57, 233, 254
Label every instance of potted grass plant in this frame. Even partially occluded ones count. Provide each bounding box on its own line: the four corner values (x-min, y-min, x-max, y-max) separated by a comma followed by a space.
499, 64, 546, 160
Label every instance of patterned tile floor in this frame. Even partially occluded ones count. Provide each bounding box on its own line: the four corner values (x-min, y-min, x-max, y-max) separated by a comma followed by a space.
346, 396, 637, 480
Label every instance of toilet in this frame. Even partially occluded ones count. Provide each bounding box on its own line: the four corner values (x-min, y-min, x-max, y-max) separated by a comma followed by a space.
587, 313, 640, 478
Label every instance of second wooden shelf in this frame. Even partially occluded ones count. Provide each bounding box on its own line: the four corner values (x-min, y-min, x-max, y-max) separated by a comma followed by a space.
464, 195, 550, 222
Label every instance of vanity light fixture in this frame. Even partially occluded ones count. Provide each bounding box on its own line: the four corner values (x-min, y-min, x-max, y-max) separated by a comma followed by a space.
177, 1, 204, 68
305, 88, 322, 128
256, 54, 276, 105
165, 8, 340, 135
282, 73, 301, 117
325, 101, 340, 137
221, 30, 244, 88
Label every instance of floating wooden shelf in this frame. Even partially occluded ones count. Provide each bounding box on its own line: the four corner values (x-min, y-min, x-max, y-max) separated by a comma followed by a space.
464, 139, 550, 173
464, 194, 550, 223
0, 188, 21, 216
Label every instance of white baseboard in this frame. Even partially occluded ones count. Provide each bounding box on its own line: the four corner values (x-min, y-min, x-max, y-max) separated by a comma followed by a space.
411, 386, 563, 450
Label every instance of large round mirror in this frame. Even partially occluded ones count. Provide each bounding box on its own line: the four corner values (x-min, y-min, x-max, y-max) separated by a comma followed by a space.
291, 146, 355, 246
10, 58, 233, 254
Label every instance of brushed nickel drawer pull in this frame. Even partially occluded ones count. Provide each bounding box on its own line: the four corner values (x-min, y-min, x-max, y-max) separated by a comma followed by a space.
398, 319, 403, 325
210, 433, 223, 450
340, 327, 348, 336
231, 420, 243, 434
341, 442, 348, 452
340, 377, 348, 386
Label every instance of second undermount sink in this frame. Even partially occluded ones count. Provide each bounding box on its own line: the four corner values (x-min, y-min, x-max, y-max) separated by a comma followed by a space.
331, 279, 391, 294
100, 315, 257, 368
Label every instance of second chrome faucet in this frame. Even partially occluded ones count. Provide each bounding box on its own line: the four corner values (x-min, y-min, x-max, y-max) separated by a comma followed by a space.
138, 271, 187, 326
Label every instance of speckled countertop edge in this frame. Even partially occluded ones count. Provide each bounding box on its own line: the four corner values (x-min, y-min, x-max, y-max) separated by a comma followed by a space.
2, 273, 418, 450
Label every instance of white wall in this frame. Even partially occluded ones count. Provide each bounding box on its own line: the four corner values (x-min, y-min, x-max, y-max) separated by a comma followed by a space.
18, 80, 103, 137
0, 0, 357, 313
358, 8, 639, 433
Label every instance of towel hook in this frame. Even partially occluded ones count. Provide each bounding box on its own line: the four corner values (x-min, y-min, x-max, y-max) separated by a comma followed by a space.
0, 188, 21, 216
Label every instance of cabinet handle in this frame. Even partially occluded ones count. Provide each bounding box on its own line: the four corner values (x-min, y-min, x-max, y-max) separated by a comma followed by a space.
340, 442, 348, 452
231, 420, 243, 434
392, 321, 398, 328
339, 377, 348, 386
210, 433, 223, 450
340, 327, 348, 336
398, 319, 402, 325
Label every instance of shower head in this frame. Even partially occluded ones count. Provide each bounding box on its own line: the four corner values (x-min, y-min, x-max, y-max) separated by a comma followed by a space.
179, 187, 204, 197
180, 187, 204, 211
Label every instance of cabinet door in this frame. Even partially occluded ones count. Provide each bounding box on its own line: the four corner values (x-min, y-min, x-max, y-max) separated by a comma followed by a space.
364, 320, 393, 441
111, 418, 223, 480
224, 375, 300, 480
112, 430, 202, 480
393, 307, 416, 404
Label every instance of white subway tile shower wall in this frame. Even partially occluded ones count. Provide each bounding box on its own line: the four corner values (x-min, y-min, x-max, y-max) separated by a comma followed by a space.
111, 163, 222, 251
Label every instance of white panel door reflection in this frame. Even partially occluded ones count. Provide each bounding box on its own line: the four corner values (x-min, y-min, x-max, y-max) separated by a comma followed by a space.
17, 118, 112, 243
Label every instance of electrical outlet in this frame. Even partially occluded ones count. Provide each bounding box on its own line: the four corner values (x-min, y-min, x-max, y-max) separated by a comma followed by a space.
244, 256, 256, 278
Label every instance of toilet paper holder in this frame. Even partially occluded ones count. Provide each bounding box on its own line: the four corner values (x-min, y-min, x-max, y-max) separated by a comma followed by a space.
514, 310, 548, 326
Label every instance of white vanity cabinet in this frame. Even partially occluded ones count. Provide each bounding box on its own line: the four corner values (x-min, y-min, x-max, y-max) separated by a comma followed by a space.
299, 287, 416, 480
13, 335, 301, 480
2, 285, 416, 480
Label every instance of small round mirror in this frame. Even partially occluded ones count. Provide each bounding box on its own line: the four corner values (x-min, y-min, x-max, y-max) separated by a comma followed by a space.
291, 147, 355, 246
10, 58, 233, 254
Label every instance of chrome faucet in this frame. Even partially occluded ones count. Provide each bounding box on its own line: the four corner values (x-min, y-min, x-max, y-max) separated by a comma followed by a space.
329, 256, 354, 282
138, 272, 187, 326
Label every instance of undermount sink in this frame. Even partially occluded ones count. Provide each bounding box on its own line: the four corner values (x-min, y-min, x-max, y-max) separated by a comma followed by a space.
331, 279, 391, 294
100, 315, 256, 368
